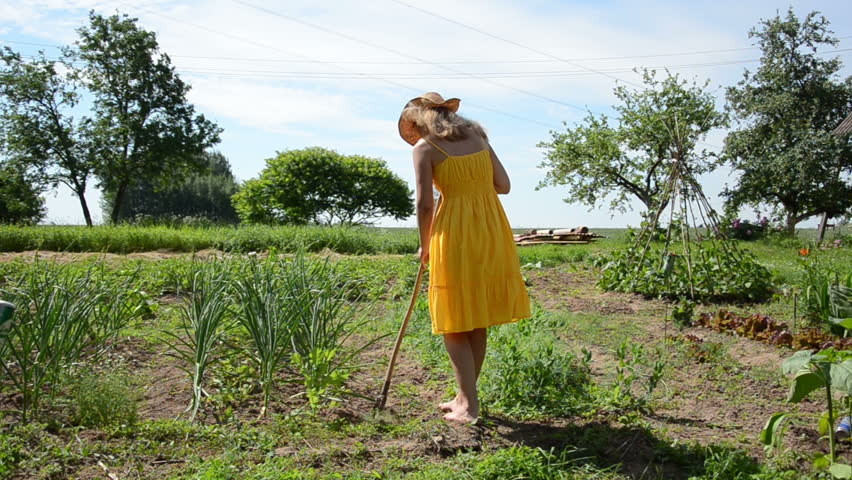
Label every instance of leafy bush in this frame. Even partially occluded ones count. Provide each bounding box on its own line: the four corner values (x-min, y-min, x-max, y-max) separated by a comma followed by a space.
70, 370, 139, 428
233, 147, 413, 226
596, 242, 773, 302
725, 217, 771, 241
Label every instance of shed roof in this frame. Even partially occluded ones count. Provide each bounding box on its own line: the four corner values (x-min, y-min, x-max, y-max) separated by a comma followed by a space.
834, 112, 852, 135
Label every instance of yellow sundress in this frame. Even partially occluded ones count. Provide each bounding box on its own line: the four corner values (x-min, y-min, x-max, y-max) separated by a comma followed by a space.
424, 139, 531, 334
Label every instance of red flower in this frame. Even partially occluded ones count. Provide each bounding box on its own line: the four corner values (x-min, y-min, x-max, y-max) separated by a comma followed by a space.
799, 248, 810, 257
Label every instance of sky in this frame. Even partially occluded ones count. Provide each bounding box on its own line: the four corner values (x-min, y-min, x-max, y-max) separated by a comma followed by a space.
1, 0, 850, 228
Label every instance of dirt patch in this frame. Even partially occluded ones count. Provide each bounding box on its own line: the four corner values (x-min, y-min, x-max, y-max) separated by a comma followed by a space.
523, 266, 837, 464
525, 267, 650, 315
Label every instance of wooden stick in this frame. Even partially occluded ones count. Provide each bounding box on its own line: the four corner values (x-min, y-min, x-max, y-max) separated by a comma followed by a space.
375, 262, 426, 410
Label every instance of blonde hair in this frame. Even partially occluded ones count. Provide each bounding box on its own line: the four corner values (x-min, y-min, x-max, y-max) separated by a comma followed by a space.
401, 103, 488, 142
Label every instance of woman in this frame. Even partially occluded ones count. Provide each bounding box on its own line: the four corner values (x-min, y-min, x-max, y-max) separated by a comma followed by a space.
398, 92, 531, 423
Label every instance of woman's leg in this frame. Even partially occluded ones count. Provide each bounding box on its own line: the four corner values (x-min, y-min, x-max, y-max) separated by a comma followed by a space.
440, 328, 488, 413
469, 328, 487, 380
442, 331, 479, 422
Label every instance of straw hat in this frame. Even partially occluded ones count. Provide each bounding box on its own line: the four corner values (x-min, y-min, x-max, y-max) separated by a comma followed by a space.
398, 92, 461, 145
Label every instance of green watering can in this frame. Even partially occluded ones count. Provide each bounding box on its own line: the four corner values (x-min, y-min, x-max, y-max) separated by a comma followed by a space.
0, 300, 15, 348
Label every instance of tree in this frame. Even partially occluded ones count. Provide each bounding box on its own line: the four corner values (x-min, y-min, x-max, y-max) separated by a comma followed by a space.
73, 12, 222, 224
0, 161, 46, 224
723, 9, 852, 235
0, 48, 96, 226
102, 151, 240, 224
538, 69, 727, 216
233, 147, 414, 225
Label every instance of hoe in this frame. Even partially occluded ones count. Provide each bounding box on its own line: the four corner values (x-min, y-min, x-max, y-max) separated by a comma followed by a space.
374, 262, 426, 410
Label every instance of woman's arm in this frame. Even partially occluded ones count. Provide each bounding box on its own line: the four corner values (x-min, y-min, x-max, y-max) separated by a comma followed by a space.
489, 144, 511, 194
412, 142, 435, 264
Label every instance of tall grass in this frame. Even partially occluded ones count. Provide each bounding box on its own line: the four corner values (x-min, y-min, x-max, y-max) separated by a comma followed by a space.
0, 225, 419, 255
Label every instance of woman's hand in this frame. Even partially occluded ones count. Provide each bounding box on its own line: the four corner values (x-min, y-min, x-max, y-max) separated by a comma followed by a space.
417, 246, 430, 265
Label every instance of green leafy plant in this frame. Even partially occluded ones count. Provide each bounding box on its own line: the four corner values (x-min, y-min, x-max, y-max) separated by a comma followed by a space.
762, 348, 852, 477
597, 241, 773, 302
671, 298, 696, 327
480, 320, 593, 419
604, 340, 665, 413
206, 355, 256, 424
801, 249, 852, 334
291, 348, 350, 411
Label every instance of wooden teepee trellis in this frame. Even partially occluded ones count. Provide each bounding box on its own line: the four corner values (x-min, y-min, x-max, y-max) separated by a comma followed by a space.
623, 115, 750, 301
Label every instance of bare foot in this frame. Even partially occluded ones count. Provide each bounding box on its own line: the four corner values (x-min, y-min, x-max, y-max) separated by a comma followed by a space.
438, 396, 458, 413
443, 409, 478, 424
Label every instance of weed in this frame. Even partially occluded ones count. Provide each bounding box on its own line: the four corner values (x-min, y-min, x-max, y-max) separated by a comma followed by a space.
481, 319, 593, 418
595, 340, 665, 414
671, 299, 696, 327
470, 446, 587, 480
70, 369, 139, 428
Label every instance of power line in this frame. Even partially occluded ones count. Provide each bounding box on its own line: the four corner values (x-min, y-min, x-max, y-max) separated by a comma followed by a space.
171, 49, 852, 79
108, 1, 557, 129
4, 35, 850, 65
388, 0, 645, 89
229, 0, 589, 113
11, 43, 852, 79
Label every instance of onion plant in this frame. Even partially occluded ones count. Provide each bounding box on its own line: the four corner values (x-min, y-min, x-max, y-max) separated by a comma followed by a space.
233, 258, 293, 417
162, 261, 232, 422
282, 253, 382, 411
0, 261, 142, 421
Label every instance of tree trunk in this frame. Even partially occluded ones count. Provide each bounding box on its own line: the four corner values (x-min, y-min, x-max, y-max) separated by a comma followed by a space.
110, 184, 127, 225
70, 180, 93, 227
78, 191, 93, 227
785, 214, 798, 237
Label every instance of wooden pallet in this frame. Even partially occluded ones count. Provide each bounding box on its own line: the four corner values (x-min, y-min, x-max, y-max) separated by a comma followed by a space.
516, 240, 591, 246
513, 226, 603, 246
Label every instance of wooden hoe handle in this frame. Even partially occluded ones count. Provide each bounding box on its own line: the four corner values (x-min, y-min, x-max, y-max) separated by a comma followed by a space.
375, 262, 426, 410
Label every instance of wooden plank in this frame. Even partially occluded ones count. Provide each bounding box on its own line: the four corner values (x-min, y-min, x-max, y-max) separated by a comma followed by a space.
515, 240, 591, 246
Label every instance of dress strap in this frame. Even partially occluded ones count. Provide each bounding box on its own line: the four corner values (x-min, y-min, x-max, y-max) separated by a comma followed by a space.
422, 138, 451, 157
